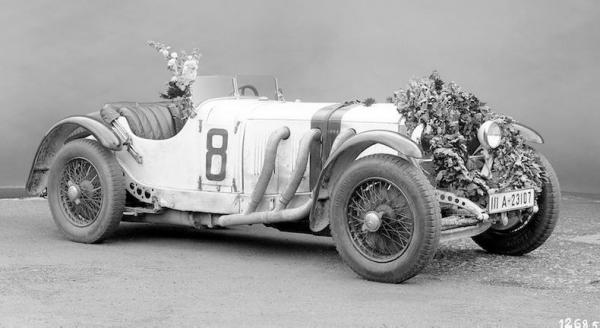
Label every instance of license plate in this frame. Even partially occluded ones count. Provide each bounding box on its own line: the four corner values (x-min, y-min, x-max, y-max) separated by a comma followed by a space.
488, 189, 535, 214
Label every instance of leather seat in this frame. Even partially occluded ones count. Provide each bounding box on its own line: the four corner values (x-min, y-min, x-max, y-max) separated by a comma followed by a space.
100, 101, 184, 140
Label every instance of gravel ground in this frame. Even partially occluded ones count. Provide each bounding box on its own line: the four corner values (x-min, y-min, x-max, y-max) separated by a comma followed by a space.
0, 196, 598, 327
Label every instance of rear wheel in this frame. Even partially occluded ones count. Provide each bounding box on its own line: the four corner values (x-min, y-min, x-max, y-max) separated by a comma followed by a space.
472, 152, 560, 255
47, 139, 125, 243
329, 154, 441, 283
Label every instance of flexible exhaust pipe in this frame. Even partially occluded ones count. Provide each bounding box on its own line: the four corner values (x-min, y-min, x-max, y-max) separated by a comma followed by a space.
216, 128, 356, 227
243, 126, 290, 214
274, 129, 321, 211
217, 199, 313, 227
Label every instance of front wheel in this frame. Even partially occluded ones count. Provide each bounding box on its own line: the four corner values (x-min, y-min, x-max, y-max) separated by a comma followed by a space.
472, 152, 560, 255
47, 139, 125, 243
329, 154, 441, 283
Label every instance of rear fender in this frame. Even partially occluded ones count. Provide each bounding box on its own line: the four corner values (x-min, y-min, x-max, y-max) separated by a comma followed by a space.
25, 115, 122, 196
309, 130, 423, 232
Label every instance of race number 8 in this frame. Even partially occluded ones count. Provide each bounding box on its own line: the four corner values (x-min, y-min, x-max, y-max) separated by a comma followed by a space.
206, 128, 228, 181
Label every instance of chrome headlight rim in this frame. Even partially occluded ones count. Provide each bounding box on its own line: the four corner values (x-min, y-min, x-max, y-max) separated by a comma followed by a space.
478, 120, 503, 149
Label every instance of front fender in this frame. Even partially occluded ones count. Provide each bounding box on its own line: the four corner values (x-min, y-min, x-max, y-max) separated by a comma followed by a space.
309, 130, 423, 232
512, 122, 544, 144
25, 115, 122, 196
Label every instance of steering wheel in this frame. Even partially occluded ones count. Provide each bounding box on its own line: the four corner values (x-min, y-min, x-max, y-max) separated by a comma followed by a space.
238, 84, 259, 97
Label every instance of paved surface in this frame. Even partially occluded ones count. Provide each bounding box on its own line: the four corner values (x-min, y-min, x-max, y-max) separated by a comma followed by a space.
0, 196, 598, 328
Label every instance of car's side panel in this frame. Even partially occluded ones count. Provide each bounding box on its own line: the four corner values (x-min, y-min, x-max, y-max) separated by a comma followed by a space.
239, 101, 336, 211
115, 115, 203, 191
118, 98, 335, 214
116, 98, 259, 213
197, 99, 261, 193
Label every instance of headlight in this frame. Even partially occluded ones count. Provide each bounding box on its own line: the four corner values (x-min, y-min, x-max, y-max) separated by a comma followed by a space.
477, 120, 502, 149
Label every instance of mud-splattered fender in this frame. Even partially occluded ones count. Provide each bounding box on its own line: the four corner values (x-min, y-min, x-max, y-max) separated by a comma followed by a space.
25, 115, 122, 196
309, 130, 423, 232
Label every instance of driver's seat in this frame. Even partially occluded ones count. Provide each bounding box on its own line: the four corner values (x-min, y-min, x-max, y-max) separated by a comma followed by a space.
100, 101, 184, 140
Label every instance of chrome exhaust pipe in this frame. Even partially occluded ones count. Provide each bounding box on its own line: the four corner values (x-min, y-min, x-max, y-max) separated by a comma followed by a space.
216, 199, 313, 227
243, 126, 290, 214
216, 128, 356, 227
275, 129, 321, 211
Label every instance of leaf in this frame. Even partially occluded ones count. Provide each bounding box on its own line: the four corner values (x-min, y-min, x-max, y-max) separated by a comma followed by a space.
391, 71, 544, 207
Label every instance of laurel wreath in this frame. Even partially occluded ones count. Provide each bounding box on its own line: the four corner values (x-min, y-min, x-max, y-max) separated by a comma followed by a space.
391, 72, 546, 207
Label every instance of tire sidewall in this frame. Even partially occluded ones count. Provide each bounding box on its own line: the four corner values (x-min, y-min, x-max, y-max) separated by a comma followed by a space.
48, 140, 123, 243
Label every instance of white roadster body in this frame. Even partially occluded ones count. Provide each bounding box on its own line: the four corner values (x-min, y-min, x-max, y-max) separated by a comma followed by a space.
25, 75, 559, 283
120, 98, 401, 214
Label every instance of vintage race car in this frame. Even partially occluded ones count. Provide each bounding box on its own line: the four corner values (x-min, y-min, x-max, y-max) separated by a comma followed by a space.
26, 75, 560, 283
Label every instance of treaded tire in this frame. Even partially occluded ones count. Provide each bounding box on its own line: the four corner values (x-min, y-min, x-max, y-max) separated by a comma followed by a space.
47, 139, 125, 243
472, 153, 560, 255
329, 154, 441, 283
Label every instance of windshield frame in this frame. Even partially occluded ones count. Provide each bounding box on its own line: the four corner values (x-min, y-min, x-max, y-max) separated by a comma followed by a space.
234, 74, 280, 100
190, 74, 281, 107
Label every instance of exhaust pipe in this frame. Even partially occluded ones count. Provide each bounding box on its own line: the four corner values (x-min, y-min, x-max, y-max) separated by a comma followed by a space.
275, 129, 321, 211
216, 128, 358, 227
243, 126, 290, 214
216, 199, 313, 227
217, 126, 314, 227
217, 128, 321, 227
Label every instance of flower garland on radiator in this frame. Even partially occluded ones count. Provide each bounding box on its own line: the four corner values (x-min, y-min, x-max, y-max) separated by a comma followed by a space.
391, 72, 546, 207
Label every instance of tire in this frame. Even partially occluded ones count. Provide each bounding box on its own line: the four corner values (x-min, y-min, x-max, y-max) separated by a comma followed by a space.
472, 153, 560, 255
47, 139, 125, 243
329, 154, 441, 283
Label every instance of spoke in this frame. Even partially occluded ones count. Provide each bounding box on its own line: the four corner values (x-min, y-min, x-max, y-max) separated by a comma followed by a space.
84, 165, 92, 180
345, 178, 415, 262
380, 222, 409, 247
387, 217, 412, 230
382, 222, 410, 243
82, 205, 95, 220
83, 199, 100, 212
58, 158, 103, 227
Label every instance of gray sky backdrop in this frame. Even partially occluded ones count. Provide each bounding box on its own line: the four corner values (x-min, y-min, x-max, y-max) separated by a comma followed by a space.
1, 0, 599, 194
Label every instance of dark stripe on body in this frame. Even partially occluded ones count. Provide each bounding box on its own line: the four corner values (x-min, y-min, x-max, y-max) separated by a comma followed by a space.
309, 104, 340, 189
323, 103, 358, 157
309, 103, 357, 189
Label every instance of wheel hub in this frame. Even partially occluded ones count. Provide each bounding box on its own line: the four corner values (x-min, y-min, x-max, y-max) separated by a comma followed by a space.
67, 183, 81, 204
363, 211, 382, 232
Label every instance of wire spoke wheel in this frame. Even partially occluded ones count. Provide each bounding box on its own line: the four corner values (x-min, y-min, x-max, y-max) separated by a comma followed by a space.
346, 178, 415, 263
58, 158, 103, 227
472, 152, 560, 255
48, 139, 124, 243
330, 154, 440, 283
